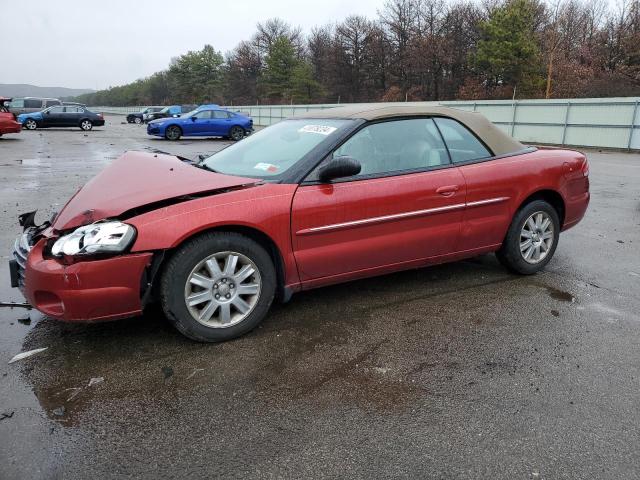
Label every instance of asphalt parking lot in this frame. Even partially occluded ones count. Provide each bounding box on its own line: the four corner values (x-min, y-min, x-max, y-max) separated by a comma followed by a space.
0, 115, 639, 479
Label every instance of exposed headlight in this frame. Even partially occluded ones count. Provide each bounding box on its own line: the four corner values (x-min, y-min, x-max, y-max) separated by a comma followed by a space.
51, 221, 136, 257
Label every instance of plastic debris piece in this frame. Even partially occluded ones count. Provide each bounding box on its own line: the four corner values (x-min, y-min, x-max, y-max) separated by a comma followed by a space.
52, 407, 65, 417
88, 377, 104, 387
8, 347, 47, 364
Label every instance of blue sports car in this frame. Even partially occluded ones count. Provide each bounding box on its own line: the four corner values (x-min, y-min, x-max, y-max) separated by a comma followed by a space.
147, 107, 253, 141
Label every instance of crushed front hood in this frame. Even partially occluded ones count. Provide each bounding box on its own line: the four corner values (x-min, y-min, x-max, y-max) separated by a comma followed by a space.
52, 151, 260, 230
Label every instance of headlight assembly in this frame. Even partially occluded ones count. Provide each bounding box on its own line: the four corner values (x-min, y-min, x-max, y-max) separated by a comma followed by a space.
51, 221, 136, 257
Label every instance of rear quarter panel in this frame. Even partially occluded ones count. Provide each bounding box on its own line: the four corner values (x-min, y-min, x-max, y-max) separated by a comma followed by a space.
457, 148, 588, 250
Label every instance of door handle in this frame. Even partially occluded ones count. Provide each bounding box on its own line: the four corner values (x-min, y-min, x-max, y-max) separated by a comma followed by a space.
436, 185, 460, 196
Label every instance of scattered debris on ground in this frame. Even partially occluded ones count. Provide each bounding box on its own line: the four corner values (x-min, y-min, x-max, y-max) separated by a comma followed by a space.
0, 301, 32, 309
0, 411, 14, 421
88, 377, 104, 387
8, 347, 48, 364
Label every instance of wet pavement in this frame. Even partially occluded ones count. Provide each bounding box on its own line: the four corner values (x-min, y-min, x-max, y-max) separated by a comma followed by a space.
1, 117, 639, 479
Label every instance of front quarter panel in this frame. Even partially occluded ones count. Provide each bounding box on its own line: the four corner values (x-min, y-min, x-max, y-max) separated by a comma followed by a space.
127, 183, 300, 288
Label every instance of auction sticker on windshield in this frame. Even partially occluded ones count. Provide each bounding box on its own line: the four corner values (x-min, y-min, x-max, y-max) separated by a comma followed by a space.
254, 162, 278, 173
298, 125, 337, 135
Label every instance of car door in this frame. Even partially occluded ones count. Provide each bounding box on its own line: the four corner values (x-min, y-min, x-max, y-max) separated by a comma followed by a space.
42, 106, 65, 127
187, 110, 213, 135
432, 117, 515, 251
59, 106, 78, 126
290, 117, 467, 286
211, 110, 231, 135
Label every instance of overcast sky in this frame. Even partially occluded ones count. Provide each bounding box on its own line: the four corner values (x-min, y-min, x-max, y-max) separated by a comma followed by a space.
1, 0, 383, 90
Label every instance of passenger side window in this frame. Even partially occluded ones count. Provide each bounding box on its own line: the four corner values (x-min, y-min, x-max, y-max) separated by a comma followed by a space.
213, 110, 230, 119
48, 106, 64, 114
64, 107, 79, 113
331, 118, 450, 177
433, 117, 491, 163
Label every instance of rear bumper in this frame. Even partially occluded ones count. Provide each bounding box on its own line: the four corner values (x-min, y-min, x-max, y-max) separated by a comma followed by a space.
93, 120, 105, 127
0, 122, 22, 134
562, 191, 590, 231
17, 239, 153, 322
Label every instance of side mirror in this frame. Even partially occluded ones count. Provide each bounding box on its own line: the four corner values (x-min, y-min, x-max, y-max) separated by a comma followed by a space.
318, 156, 361, 182
191, 116, 197, 121
45, 111, 50, 114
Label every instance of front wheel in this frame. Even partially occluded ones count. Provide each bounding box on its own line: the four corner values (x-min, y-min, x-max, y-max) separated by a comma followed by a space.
229, 126, 245, 141
134, 117, 142, 124
496, 200, 560, 275
24, 119, 38, 130
160, 232, 276, 342
80, 119, 93, 131
165, 125, 181, 141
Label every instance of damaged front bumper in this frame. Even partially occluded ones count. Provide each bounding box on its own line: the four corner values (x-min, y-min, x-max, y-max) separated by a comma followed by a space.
10, 221, 154, 322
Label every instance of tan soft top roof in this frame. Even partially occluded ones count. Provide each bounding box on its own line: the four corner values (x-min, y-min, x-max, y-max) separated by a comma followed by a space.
296, 104, 524, 156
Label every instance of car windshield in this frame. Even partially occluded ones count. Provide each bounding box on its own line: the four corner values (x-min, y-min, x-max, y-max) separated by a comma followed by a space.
202, 119, 353, 179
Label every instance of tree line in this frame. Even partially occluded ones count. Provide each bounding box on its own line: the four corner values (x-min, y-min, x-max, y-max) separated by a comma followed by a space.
73, 0, 640, 106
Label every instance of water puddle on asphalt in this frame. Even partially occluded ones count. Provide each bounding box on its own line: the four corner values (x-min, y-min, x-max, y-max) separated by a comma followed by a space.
544, 285, 576, 303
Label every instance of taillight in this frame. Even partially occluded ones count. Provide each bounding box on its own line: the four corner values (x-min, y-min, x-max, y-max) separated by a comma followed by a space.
581, 158, 589, 177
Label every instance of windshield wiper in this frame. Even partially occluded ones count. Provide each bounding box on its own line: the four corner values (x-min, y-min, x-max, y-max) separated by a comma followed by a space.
191, 162, 219, 173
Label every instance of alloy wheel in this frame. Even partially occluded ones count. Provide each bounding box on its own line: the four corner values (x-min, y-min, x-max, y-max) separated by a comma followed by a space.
166, 126, 180, 140
520, 211, 554, 264
184, 251, 262, 328
230, 126, 244, 141
25, 119, 37, 130
81, 120, 92, 131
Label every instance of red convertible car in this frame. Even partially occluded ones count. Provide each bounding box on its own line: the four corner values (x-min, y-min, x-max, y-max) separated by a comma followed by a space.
0, 97, 21, 137
10, 105, 589, 342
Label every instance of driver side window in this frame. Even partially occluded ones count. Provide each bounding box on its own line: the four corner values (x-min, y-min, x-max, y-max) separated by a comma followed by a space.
330, 118, 450, 178
194, 110, 212, 120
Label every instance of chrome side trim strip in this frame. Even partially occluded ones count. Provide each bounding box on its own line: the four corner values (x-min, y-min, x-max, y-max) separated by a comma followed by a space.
466, 196, 510, 208
296, 196, 510, 236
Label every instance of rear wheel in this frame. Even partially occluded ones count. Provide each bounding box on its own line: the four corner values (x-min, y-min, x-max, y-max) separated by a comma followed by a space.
229, 126, 245, 141
165, 125, 182, 141
496, 200, 560, 275
24, 119, 37, 130
80, 119, 93, 131
160, 232, 276, 342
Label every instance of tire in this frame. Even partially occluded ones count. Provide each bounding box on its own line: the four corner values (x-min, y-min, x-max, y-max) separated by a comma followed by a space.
80, 119, 93, 131
160, 232, 276, 342
229, 125, 245, 141
165, 125, 182, 141
496, 200, 560, 275
24, 119, 38, 130
134, 117, 142, 124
